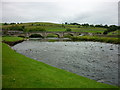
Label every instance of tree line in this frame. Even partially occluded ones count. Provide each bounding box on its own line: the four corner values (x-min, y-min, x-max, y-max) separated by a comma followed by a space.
64, 22, 120, 34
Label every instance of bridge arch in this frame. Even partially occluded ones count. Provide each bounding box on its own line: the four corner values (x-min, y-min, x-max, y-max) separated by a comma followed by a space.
5, 31, 85, 38
18, 35, 25, 38
29, 34, 44, 38
46, 33, 60, 38
78, 33, 85, 36
63, 33, 74, 38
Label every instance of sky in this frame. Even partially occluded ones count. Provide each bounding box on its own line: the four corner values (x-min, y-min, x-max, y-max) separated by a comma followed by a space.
1, 0, 120, 25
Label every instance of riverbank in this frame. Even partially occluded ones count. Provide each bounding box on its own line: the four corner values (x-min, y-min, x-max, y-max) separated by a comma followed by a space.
71, 36, 120, 44
2, 35, 120, 44
13, 41, 119, 86
2, 43, 118, 88
2, 36, 25, 46
2, 40, 24, 46
2, 37, 118, 88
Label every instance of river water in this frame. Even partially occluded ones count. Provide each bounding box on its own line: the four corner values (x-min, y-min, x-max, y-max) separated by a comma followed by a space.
12, 40, 119, 86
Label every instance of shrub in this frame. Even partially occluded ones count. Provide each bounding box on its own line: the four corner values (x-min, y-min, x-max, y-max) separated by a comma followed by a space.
66, 28, 71, 32
71, 36, 120, 44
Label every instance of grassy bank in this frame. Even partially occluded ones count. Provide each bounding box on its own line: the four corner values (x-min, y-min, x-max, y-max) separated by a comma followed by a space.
71, 36, 120, 44
2, 36, 118, 88
107, 30, 120, 35
2, 43, 118, 88
2, 36, 24, 46
2, 36, 24, 42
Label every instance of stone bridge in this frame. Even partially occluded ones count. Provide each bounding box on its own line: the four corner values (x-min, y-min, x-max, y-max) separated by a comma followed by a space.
4, 31, 90, 38
26, 32, 89, 38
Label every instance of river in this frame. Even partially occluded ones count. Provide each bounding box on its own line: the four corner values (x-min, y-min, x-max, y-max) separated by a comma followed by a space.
12, 40, 119, 86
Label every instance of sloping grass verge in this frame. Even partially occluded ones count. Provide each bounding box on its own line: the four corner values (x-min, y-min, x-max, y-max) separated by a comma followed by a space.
2, 36, 24, 46
2, 43, 118, 88
2, 36, 24, 42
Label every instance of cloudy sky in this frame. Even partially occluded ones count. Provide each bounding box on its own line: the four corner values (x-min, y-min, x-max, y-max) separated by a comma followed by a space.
2, 0, 119, 25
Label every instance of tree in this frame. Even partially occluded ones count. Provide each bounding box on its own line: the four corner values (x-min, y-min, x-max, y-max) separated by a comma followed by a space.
95, 25, 101, 27
21, 26, 25, 31
10, 23, 16, 25
78, 25, 81, 28
103, 30, 108, 34
65, 22, 68, 25
8, 25, 24, 31
89, 24, 94, 27
62, 24, 65, 28
69, 23, 80, 25
117, 26, 120, 30
3, 23, 8, 25
21, 26, 25, 29
103, 25, 118, 35
104, 24, 108, 28
66, 28, 71, 32
108, 25, 118, 31
82, 23, 89, 27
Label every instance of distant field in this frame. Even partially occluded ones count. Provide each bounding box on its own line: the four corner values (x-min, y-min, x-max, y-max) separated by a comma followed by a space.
2, 22, 107, 34
46, 27, 66, 32
107, 30, 120, 35
70, 27, 106, 33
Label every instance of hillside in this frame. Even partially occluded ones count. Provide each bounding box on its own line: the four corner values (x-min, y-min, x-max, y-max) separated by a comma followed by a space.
2, 22, 107, 34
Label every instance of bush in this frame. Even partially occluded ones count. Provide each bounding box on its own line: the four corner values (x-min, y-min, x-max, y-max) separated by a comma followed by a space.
71, 36, 120, 44
46, 34, 58, 38
66, 28, 71, 32
103, 25, 118, 35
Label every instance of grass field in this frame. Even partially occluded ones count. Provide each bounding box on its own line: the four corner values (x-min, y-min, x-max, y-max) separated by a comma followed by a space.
2, 22, 107, 34
70, 27, 106, 33
2, 37, 118, 88
107, 30, 120, 35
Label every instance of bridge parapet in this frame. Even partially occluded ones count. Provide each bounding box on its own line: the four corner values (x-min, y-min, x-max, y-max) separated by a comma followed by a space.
4, 30, 90, 38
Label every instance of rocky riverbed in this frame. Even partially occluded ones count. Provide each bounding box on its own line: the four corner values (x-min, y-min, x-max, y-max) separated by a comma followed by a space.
12, 41, 119, 86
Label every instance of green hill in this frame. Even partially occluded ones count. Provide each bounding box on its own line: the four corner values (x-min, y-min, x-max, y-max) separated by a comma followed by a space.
2, 22, 107, 34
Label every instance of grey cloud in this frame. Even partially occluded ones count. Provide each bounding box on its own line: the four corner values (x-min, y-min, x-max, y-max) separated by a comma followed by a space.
2, 1, 118, 25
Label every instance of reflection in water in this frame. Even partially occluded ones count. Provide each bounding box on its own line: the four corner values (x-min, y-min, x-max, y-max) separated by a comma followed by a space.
29, 38, 71, 41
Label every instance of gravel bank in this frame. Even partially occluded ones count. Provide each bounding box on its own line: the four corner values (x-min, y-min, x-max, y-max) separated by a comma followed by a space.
12, 41, 119, 86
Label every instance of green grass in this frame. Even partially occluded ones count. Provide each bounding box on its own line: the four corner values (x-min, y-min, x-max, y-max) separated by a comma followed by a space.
2, 43, 118, 88
2, 36, 24, 42
47, 27, 66, 32
0, 41, 2, 89
46, 33, 58, 38
107, 30, 120, 35
71, 36, 120, 44
71, 27, 106, 34
47, 39, 58, 42
2, 22, 107, 34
